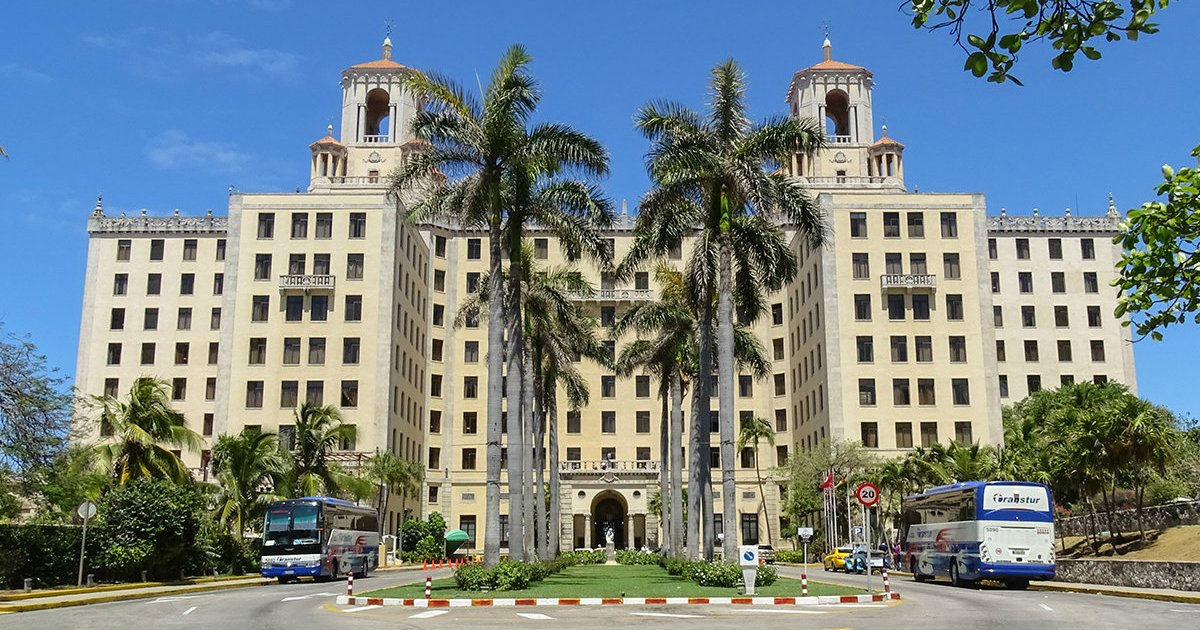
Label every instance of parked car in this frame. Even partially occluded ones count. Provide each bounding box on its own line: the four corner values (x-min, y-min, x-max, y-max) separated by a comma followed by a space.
757, 545, 776, 564
823, 546, 853, 571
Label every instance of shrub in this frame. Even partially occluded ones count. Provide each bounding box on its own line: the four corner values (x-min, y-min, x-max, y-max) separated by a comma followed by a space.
691, 561, 742, 587
454, 563, 491, 591
413, 536, 441, 562
560, 549, 605, 565
774, 550, 805, 564
491, 560, 532, 590
91, 479, 206, 582
616, 550, 658, 565
0, 524, 87, 589
755, 564, 778, 586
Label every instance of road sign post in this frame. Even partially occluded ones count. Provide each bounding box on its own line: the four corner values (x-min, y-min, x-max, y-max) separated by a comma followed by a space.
855, 483, 879, 593
76, 501, 97, 587
797, 527, 813, 597
738, 545, 759, 595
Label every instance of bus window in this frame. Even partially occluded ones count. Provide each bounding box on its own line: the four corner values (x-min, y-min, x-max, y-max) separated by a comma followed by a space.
292, 505, 320, 545
264, 509, 291, 547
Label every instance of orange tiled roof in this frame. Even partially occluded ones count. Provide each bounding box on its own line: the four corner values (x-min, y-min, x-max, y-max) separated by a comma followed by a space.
871, 136, 904, 148
310, 134, 344, 148
804, 59, 870, 73
347, 58, 411, 71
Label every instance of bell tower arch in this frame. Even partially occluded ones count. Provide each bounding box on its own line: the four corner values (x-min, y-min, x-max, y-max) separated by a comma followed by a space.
339, 36, 419, 147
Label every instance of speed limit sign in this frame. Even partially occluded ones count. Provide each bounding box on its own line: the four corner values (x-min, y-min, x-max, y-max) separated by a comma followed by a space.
856, 482, 880, 507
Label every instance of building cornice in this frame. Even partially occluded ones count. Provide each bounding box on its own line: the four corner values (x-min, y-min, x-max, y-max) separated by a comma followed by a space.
987, 213, 1120, 234
88, 211, 228, 235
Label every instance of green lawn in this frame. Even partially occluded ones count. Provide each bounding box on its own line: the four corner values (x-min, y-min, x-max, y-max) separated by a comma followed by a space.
360, 564, 865, 599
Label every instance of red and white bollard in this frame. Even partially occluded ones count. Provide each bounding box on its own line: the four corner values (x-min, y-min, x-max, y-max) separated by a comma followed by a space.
425, 575, 432, 599
346, 572, 354, 597
801, 571, 809, 597
882, 567, 891, 594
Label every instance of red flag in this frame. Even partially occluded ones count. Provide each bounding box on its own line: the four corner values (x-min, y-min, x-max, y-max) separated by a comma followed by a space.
819, 471, 834, 490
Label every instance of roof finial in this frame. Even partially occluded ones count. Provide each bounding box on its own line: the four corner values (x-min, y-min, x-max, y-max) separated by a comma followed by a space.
382, 19, 393, 60
92, 193, 104, 217
1064, 207, 1071, 217
621, 199, 629, 217
881, 124, 888, 138
1107, 192, 1118, 216
1032, 207, 1039, 217
822, 36, 832, 62
327, 124, 334, 137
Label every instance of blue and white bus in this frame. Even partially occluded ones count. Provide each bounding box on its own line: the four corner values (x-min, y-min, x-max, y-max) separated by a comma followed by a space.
901, 481, 1056, 589
261, 497, 379, 583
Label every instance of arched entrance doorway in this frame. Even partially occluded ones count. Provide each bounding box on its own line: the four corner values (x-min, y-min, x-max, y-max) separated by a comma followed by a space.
591, 492, 627, 549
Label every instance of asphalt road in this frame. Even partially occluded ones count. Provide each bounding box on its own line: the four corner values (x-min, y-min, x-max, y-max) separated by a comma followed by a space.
4, 564, 1197, 630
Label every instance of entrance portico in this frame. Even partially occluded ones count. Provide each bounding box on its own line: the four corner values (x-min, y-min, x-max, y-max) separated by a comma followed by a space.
558, 460, 659, 551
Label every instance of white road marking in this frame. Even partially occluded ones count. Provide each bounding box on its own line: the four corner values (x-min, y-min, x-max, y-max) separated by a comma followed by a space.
149, 595, 207, 604
630, 612, 705, 618
182, 607, 197, 616
282, 592, 337, 602
517, 612, 555, 620
732, 608, 827, 614
410, 610, 449, 618
343, 604, 382, 613
1040, 604, 1054, 612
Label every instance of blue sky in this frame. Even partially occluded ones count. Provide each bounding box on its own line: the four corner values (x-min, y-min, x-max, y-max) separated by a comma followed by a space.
1, 1, 1197, 420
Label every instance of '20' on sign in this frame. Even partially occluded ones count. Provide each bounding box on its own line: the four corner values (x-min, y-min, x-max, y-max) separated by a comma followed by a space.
856, 482, 880, 507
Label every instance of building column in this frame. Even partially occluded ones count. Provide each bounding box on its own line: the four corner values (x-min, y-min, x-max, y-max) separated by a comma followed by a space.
584, 514, 592, 548
625, 514, 634, 549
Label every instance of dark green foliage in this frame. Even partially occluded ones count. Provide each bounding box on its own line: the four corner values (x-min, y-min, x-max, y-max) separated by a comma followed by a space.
660, 556, 688, 576
453, 562, 491, 590
616, 550, 659, 565
0, 327, 74, 474
0, 524, 87, 588
559, 549, 605, 565
450, 556, 577, 591
773, 550, 806, 564
755, 564, 778, 586
491, 561, 533, 590
413, 536, 441, 562
401, 513, 446, 552
689, 561, 742, 587
91, 479, 206, 581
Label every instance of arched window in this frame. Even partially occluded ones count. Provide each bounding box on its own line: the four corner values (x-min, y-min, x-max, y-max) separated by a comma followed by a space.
824, 89, 850, 139
365, 88, 391, 142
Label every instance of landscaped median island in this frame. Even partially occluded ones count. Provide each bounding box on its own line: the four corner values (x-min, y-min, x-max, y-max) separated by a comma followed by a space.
356, 551, 869, 602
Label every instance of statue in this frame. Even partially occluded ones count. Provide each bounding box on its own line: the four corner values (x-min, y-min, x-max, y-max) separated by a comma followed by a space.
604, 524, 615, 546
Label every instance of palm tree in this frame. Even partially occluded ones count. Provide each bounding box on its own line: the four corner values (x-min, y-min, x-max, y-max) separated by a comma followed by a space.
210, 428, 287, 542
391, 45, 612, 564
737, 415, 775, 546
90, 377, 203, 484
628, 60, 825, 559
288, 402, 355, 497
367, 450, 423, 537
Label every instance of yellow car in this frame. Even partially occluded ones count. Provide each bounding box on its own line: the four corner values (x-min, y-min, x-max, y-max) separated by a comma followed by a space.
823, 546, 854, 571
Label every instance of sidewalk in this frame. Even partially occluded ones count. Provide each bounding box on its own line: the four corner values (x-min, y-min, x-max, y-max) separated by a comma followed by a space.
1029, 580, 1200, 604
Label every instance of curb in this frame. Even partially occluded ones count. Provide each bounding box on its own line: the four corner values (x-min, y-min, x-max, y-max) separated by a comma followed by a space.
0, 579, 273, 614
0, 575, 261, 602
1029, 582, 1200, 605
336, 592, 900, 608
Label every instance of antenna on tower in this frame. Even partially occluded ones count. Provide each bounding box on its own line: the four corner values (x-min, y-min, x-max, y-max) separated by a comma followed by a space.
384, 18, 393, 39
821, 20, 830, 39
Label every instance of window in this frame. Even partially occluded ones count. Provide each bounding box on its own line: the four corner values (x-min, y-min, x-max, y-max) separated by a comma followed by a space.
856, 336, 874, 363
895, 422, 913, 448
433, 304, 445, 326
1055, 305, 1069, 327
1022, 305, 1036, 327
113, 273, 128, 295
991, 272, 1001, 293
889, 335, 908, 362
772, 338, 784, 361
254, 254, 272, 280
738, 375, 753, 397
432, 269, 445, 292
668, 241, 682, 260
854, 294, 871, 321
1048, 238, 1063, 259
893, 379, 911, 406
203, 413, 214, 437
116, 239, 131, 261
315, 212, 332, 238
912, 294, 930, 320
534, 238, 548, 259
288, 253, 306, 275
907, 212, 924, 237
428, 448, 440, 470
1024, 340, 1039, 362
172, 377, 186, 401
601, 375, 616, 398
636, 375, 651, 398
308, 338, 326, 364
887, 294, 905, 320
601, 447, 616, 462
1087, 305, 1102, 327
109, 307, 125, 330
215, 238, 226, 261
461, 340, 479, 363
999, 375, 1009, 398
462, 412, 478, 434
946, 294, 964, 321
430, 411, 442, 433
636, 411, 651, 433
993, 305, 1004, 327
347, 254, 364, 280
305, 380, 324, 405
885, 252, 903, 274
996, 340, 1006, 362
852, 253, 869, 279
208, 342, 219, 365
635, 272, 649, 291
858, 379, 876, 406
602, 411, 617, 433
1051, 271, 1066, 293
774, 373, 787, 396
740, 446, 755, 468
176, 307, 192, 331
636, 446, 652, 461
177, 273, 194, 295
1028, 374, 1043, 393
344, 295, 363, 322
566, 411, 581, 433
955, 422, 973, 444
850, 212, 867, 237
774, 409, 787, 432
1016, 238, 1030, 260
146, 273, 161, 295
988, 238, 998, 260
910, 253, 927, 274
139, 342, 155, 365
920, 422, 938, 447
252, 296, 270, 322
348, 212, 366, 238
1083, 272, 1099, 293
565, 447, 581, 462
257, 213, 274, 239
952, 379, 970, 405
291, 213, 308, 239
464, 376, 478, 398
310, 295, 328, 321
213, 273, 224, 295
1019, 272, 1033, 293
860, 422, 879, 448
182, 239, 197, 261
949, 336, 967, 363
173, 342, 189, 365
915, 336, 933, 362
466, 238, 481, 260
772, 303, 784, 325
246, 381, 264, 408
430, 235, 446, 258
600, 306, 615, 327
741, 513, 760, 545
340, 380, 359, 407
1081, 238, 1095, 260
1057, 340, 1073, 362
943, 253, 961, 279
248, 337, 266, 364
918, 378, 936, 405
149, 239, 164, 261
342, 337, 360, 364
883, 212, 900, 237
462, 448, 477, 470
431, 339, 443, 362
940, 212, 958, 237
1090, 340, 1106, 362
280, 381, 299, 408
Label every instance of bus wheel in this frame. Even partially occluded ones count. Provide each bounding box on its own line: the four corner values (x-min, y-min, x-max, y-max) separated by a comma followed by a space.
276, 577, 291, 585
1006, 578, 1030, 590
911, 559, 928, 582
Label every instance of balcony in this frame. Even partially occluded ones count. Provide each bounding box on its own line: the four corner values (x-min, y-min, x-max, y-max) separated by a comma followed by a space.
279, 274, 336, 291
559, 460, 660, 475
361, 134, 390, 144
880, 273, 937, 291
569, 288, 654, 302
826, 134, 855, 144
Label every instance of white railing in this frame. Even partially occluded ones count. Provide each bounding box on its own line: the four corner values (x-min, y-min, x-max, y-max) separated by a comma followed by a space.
826, 135, 854, 144
802, 175, 893, 185
569, 288, 654, 302
327, 176, 386, 185
361, 134, 390, 143
880, 273, 937, 290
279, 274, 336, 290
559, 460, 660, 473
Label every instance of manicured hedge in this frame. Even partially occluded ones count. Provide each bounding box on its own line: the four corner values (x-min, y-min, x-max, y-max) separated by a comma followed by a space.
0, 524, 88, 589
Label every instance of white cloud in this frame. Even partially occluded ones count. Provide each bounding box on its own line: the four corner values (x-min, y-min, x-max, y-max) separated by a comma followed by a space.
145, 130, 254, 173
0, 62, 51, 85
192, 32, 298, 77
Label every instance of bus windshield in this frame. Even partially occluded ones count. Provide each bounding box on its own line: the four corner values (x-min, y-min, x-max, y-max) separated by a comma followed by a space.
263, 504, 322, 549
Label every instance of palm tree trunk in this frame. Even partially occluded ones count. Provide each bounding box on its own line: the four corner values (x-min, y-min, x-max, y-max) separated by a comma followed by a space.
532, 357, 548, 560
522, 342, 536, 558
717, 230, 737, 561
660, 389, 672, 556
484, 223, 506, 567
505, 256, 526, 561
756, 451, 772, 546
548, 392, 562, 556
687, 364, 705, 561
669, 371, 684, 559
